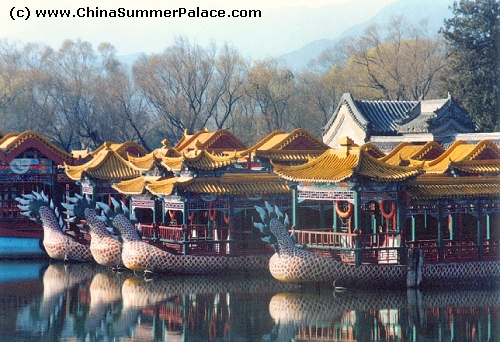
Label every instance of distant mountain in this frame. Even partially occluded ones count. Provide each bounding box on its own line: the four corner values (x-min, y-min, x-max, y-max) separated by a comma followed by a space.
281, 0, 454, 72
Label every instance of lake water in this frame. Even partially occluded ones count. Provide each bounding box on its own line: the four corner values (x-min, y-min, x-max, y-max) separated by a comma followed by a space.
0, 260, 498, 342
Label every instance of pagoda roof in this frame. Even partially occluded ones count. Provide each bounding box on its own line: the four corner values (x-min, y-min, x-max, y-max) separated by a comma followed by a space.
405, 177, 500, 200
127, 148, 181, 171
161, 150, 236, 172
111, 175, 162, 195
360, 143, 386, 158
65, 147, 142, 181
239, 128, 329, 163
145, 173, 290, 196
449, 159, 500, 175
414, 140, 500, 174
379, 141, 445, 166
91, 141, 148, 159
174, 128, 247, 153
273, 138, 421, 183
0, 130, 73, 164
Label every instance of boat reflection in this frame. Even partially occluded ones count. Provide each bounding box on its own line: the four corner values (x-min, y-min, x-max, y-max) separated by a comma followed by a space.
267, 288, 500, 342
5, 262, 500, 341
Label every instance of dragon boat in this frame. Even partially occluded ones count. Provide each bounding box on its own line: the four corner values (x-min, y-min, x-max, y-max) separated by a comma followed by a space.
92, 199, 270, 274
15, 191, 93, 262
253, 202, 500, 288
20, 191, 270, 275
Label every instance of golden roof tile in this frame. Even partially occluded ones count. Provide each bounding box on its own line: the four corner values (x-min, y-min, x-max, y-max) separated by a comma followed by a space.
360, 143, 386, 158
450, 159, 500, 175
272, 149, 359, 183
406, 177, 500, 200
255, 128, 329, 151
145, 173, 290, 196
160, 150, 236, 171
0, 130, 73, 161
65, 148, 142, 181
273, 147, 420, 183
174, 128, 247, 153
127, 151, 156, 171
91, 141, 148, 159
417, 140, 500, 174
356, 150, 422, 181
379, 141, 444, 166
112, 175, 162, 195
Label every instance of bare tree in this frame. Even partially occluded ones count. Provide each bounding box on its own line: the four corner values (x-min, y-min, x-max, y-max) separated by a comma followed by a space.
340, 17, 447, 100
133, 37, 223, 142
245, 58, 296, 136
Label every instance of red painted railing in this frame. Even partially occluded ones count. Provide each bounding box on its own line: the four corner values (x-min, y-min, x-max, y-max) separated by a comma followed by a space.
294, 228, 499, 264
136, 223, 272, 256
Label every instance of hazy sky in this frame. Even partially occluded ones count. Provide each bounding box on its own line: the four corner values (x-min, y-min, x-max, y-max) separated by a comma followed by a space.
1, 0, 397, 60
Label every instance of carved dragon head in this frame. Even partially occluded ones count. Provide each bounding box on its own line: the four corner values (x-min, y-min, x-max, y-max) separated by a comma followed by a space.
16, 191, 66, 231
253, 201, 291, 255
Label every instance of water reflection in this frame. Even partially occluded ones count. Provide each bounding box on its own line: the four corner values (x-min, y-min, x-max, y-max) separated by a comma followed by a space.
1, 261, 499, 341
268, 289, 500, 342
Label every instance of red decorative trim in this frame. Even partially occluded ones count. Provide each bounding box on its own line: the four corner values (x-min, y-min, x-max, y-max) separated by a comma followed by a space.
223, 212, 230, 224
168, 210, 177, 220
381, 200, 396, 220
208, 202, 217, 221
335, 201, 353, 219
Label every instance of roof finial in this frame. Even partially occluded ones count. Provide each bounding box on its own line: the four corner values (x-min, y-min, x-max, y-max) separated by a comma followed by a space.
338, 136, 355, 155
161, 139, 170, 148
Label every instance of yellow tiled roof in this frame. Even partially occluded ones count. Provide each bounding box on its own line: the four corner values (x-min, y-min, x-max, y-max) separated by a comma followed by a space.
160, 150, 236, 171
406, 177, 500, 200
65, 148, 142, 181
254, 128, 329, 151
127, 151, 157, 171
416, 140, 500, 174
360, 143, 386, 158
273, 148, 420, 183
450, 159, 500, 175
91, 141, 148, 159
356, 150, 422, 181
379, 141, 444, 166
273, 149, 359, 182
127, 148, 181, 171
254, 150, 325, 163
71, 148, 91, 159
146, 173, 290, 196
112, 175, 162, 195
174, 129, 247, 153
0, 130, 73, 161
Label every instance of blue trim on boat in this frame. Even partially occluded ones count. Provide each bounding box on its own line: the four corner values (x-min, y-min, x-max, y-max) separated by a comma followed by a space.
0, 236, 46, 258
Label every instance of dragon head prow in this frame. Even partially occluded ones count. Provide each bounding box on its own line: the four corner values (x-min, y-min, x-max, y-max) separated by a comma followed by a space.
61, 193, 94, 223
253, 201, 291, 255
95, 197, 134, 224
16, 190, 65, 230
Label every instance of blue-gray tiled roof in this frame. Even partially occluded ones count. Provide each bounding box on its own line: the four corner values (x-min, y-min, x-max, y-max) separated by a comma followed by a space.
355, 100, 417, 134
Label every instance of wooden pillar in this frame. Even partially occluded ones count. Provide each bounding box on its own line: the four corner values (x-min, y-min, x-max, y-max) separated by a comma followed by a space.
477, 200, 483, 261
228, 195, 235, 256
397, 191, 407, 265
290, 183, 298, 229
333, 201, 338, 232
448, 214, 454, 240
182, 199, 189, 255
353, 190, 361, 266
411, 216, 416, 242
152, 200, 156, 224
372, 215, 377, 245
486, 213, 491, 240
319, 201, 325, 228
437, 202, 444, 262
161, 199, 166, 225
